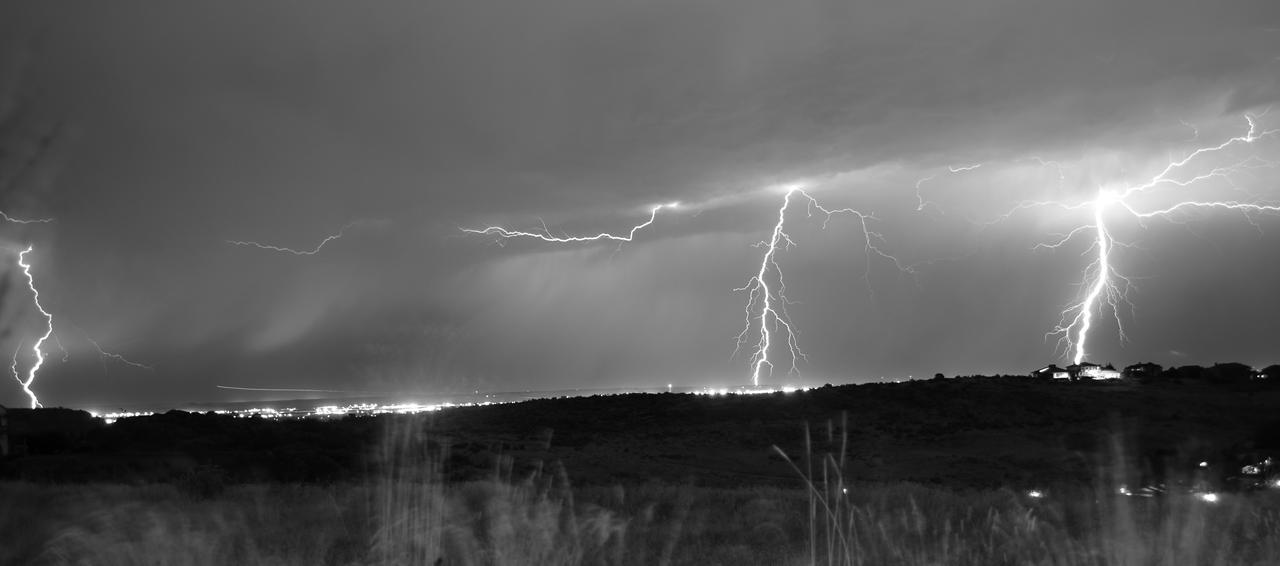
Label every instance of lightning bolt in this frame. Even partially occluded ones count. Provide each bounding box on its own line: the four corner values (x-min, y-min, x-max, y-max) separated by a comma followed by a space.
461, 202, 679, 244
991, 112, 1280, 364
0, 211, 52, 224
1039, 193, 1134, 364
227, 219, 378, 255
734, 186, 911, 387
11, 246, 53, 408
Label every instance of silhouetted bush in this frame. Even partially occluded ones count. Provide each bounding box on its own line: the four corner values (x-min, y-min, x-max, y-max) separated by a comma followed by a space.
1207, 362, 1253, 384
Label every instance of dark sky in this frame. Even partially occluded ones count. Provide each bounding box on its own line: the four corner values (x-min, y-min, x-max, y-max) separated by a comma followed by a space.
2, 0, 1279, 408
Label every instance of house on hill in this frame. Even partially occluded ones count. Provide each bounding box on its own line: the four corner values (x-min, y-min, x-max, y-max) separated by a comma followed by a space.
1123, 362, 1163, 380
1067, 362, 1121, 380
1030, 364, 1070, 379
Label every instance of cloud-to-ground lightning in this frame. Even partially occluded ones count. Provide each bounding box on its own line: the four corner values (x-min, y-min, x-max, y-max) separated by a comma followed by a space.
1038, 192, 1135, 364
11, 245, 53, 408
4, 247, 151, 405
461, 202, 679, 244
460, 110, 1275, 383
986, 112, 1280, 364
734, 186, 913, 386
464, 189, 915, 387
227, 219, 380, 255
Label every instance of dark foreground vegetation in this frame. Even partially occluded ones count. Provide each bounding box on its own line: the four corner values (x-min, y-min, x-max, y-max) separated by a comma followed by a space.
3, 376, 1280, 564
6, 376, 1279, 488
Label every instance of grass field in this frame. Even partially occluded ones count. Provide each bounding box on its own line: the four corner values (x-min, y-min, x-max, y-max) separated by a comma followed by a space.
3, 478, 1278, 565
4, 417, 1279, 565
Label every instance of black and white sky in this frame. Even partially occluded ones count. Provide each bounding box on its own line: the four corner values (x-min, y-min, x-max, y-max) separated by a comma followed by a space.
2, 0, 1279, 407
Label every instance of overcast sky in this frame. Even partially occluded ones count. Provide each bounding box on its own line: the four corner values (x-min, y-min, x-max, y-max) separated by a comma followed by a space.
2, 0, 1279, 408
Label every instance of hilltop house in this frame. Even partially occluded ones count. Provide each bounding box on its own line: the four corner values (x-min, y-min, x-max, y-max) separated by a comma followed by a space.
1123, 362, 1163, 380
1066, 362, 1121, 380
1030, 364, 1070, 379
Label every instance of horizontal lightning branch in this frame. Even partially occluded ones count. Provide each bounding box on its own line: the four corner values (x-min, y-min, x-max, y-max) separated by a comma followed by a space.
461, 202, 679, 244
228, 219, 384, 255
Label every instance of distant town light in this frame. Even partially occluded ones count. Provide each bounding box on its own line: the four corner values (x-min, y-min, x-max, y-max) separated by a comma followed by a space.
1199, 461, 1209, 468
1027, 490, 1044, 499
1197, 492, 1219, 503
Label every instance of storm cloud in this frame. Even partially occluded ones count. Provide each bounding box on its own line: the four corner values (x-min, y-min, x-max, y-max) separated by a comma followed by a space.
2, 0, 1279, 407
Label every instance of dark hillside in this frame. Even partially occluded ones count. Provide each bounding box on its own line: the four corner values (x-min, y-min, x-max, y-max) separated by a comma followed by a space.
4, 377, 1278, 489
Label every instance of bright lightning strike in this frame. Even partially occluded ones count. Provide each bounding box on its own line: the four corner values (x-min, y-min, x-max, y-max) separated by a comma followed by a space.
1040, 193, 1134, 364
1002, 112, 1280, 364
461, 202, 679, 244
11, 246, 53, 408
734, 186, 911, 386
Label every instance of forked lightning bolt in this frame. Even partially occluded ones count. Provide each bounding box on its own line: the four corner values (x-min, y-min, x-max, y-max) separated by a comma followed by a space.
995, 113, 1280, 364
1038, 193, 1134, 364
463, 192, 913, 386
734, 186, 911, 387
12, 246, 53, 408
461, 203, 679, 244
